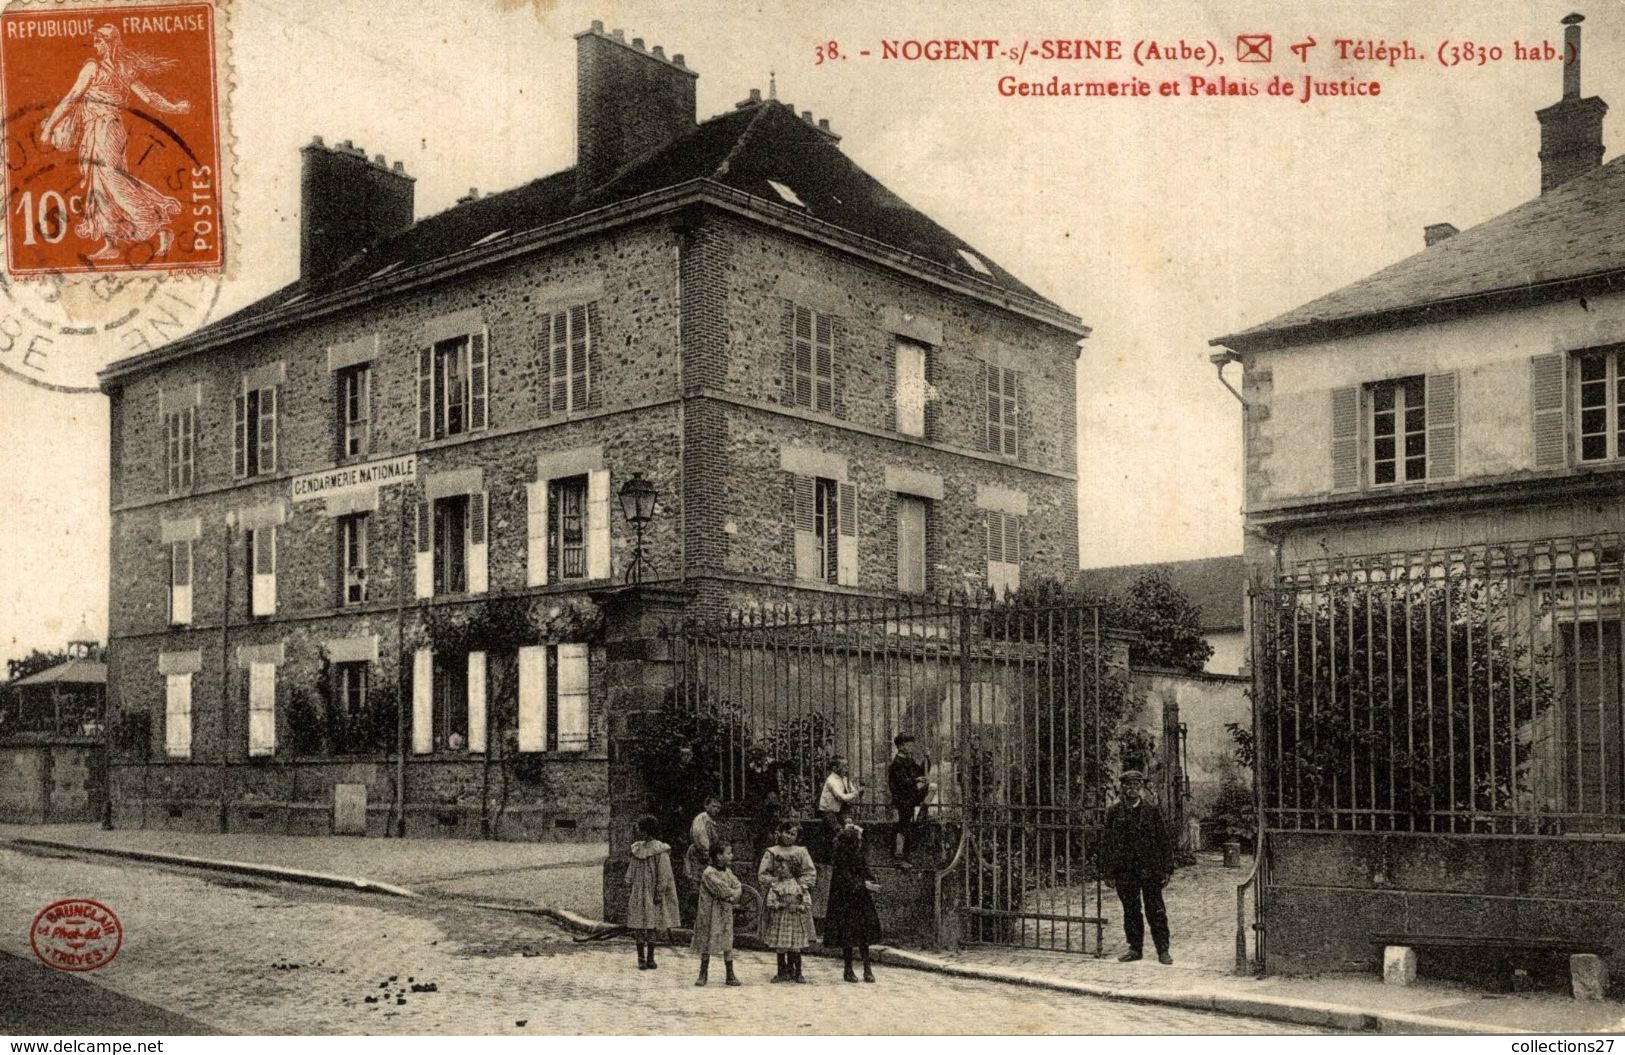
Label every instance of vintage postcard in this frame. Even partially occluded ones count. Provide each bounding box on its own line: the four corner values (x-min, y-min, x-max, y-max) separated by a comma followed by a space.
2, 0, 1624, 1042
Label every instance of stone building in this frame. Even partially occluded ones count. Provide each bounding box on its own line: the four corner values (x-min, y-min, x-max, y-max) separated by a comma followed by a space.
1211, 15, 1625, 983
97, 22, 1085, 841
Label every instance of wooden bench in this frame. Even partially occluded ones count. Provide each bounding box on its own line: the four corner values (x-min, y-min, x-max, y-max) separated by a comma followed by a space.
1372, 934, 1613, 998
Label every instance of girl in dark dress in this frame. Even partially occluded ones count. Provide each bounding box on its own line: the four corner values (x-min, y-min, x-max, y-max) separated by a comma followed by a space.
822, 822, 883, 982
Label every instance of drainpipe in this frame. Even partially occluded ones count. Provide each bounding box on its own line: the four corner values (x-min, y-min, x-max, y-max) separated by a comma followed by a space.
1209, 349, 1245, 405
221, 512, 236, 834
394, 488, 409, 837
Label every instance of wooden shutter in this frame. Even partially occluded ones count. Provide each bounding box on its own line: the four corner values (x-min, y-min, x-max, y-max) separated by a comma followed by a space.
1330, 386, 1360, 492
517, 645, 547, 752
181, 407, 195, 488
1007, 515, 1022, 591
584, 303, 602, 409
550, 311, 570, 414
896, 495, 926, 593
569, 305, 589, 413
248, 661, 276, 757
233, 391, 248, 477
466, 651, 487, 754
586, 469, 611, 579
251, 526, 277, 616
1425, 370, 1459, 480
467, 492, 489, 594
165, 673, 192, 758
257, 387, 278, 473
170, 541, 192, 625
556, 643, 590, 751
1012, 372, 1025, 460
411, 648, 433, 754
793, 306, 814, 408
526, 481, 547, 587
1532, 353, 1568, 469
792, 474, 819, 580
896, 340, 926, 436
469, 330, 489, 431
814, 311, 834, 413
836, 481, 858, 586
414, 499, 433, 600
417, 346, 434, 440
981, 363, 995, 452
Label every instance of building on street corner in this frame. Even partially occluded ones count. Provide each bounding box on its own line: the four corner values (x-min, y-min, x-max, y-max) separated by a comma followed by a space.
96, 21, 1085, 845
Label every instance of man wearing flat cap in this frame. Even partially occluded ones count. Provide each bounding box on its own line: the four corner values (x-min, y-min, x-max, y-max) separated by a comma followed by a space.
887, 733, 930, 866
1101, 768, 1174, 964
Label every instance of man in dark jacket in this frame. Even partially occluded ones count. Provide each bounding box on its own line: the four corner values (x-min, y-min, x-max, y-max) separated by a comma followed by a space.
1100, 769, 1174, 964
887, 733, 930, 865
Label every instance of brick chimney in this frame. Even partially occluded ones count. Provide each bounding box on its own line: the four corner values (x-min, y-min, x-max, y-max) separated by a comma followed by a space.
575, 21, 697, 197
1536, 13, 1607, 195
300, 137, 415, 281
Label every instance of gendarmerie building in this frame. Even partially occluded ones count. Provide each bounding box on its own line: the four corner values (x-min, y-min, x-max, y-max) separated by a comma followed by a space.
98, 21, 1086, 840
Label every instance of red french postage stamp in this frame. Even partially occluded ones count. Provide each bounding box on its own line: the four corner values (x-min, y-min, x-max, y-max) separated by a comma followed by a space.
0, 2, 225, 275
30, 898, 123, 972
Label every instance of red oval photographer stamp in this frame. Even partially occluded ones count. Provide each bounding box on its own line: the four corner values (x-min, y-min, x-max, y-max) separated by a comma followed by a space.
30, 898, 123, 972
1, 3, 225, 276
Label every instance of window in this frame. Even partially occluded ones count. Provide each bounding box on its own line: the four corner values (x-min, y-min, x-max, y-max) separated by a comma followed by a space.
418, 652, 485, 754
1370, 376, 1426, 485
1559, 621, 1625, 815
1576, 350, 1625, 462
338, 364, 370, 458
336, 661, 368, 718
433, 495, 469, 596
164, 672, 192, 758
895, 338, 929, 437
247, 661, 277, 757
164, 407, 195, 492
791, 305, 835, 413
767, 179, 806, 207
984, 364, 1019, 457
340, 514, 368, 605
897, 495, 928, 594
548, 305, 594, 414
233, 384, 277, 478
792, 475, 858, 586
517, 643, 591, 753
435, 655, 469, 752
549, 475, 588, 581
415, 492, 488, 598
418, 331, 488, 439
169, 541, 193, 625
985, 511, 1021, 595
246, 527, 277, 617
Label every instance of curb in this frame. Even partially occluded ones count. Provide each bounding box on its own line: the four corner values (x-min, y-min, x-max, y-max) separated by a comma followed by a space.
6, 838, 421, 899
5, 836, 1506, 1034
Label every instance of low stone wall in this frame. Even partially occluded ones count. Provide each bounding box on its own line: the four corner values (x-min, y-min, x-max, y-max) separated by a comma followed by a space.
1265, 830, 1625, 990
109, 755, 607, 841
0, 738, 104, 823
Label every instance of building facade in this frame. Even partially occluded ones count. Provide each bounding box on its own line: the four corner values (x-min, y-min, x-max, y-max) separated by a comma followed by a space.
98, 23, 1085, 841
1213, 15, 1625, 981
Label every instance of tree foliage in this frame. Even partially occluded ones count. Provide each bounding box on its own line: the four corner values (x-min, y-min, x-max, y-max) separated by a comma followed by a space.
7, 648, 72, 683
1077, 570, 1214, 673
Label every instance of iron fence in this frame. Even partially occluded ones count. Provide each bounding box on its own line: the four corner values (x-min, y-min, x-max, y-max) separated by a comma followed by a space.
1255, 534, 1625, 835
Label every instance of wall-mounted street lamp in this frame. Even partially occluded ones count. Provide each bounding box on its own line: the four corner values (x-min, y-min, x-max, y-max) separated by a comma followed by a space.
618, 472, 658, 585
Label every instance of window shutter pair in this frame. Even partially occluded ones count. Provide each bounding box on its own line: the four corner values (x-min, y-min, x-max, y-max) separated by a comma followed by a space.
527, 471, 609, 584
417, 332, 489, 438
1329, 370, 1461, 491
789, 474, 858, 584
985, 512, 1022, 595
250, 527, 277, 616
516, 644, 590, 753
411, 648, 433, 754
982, 364, 1020, 456
234, 388, 277, 477
165, 408, 195, 492
164, 673, 192, 758
548, 306, 593, 414
169, 541, 193, 625
467, 492, 490, 595
788, 305, 836, 413
247, 661, 277, 757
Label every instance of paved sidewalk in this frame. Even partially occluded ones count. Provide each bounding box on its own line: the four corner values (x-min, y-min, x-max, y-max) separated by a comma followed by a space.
6, 825, 1621, 1034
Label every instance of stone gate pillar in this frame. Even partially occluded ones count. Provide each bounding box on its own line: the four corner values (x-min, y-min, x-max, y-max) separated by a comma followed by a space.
598, 585, 692, 925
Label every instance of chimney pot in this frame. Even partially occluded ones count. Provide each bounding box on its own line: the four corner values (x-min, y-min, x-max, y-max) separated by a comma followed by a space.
611, 28, 624, 41
653, 45, 664, 58
632, 37, 644, 50
802, 110, 814, 123
590, 19, 603, 32
373, 154, 386, 166
337, 139, 353, 151
674, 54, 684, 66
1424, 222, 1460, 247
819, 118, 830, 131
751, 88, 762, 102
310, 134, 325, 148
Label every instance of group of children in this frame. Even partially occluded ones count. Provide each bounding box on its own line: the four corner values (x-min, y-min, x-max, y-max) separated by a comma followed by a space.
625, 810, 884, 987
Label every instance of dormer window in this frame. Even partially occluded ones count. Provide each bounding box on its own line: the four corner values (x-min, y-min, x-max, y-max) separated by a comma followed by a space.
767, 179, 805, 207
957, 249, 992, 276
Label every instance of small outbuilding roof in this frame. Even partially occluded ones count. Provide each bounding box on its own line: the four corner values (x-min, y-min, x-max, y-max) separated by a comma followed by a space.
10, 658, 108, 688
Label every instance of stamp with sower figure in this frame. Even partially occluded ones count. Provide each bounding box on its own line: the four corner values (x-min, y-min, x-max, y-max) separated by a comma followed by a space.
1, 2, 225, 276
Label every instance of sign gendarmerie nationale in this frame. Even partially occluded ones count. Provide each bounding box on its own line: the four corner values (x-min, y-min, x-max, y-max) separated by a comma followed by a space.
290, 453, 417, 502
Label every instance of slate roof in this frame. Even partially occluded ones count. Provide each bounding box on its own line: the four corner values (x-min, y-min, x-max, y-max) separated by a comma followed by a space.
156, 101, 1073, 354
10, 658, 108, 688
1073, 555, 1245, 631
1213, 153, 1625, 349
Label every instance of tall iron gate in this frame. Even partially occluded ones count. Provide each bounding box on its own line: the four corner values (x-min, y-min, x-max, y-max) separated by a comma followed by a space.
671, 590, 1131, 953
1249, 535, 1625, 967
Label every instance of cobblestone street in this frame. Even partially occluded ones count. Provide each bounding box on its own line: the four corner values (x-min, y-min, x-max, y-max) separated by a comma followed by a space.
0, 844, 1316, 1035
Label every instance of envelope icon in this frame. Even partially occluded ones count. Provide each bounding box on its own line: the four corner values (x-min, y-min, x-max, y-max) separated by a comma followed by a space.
1236, 34, 1273, 62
